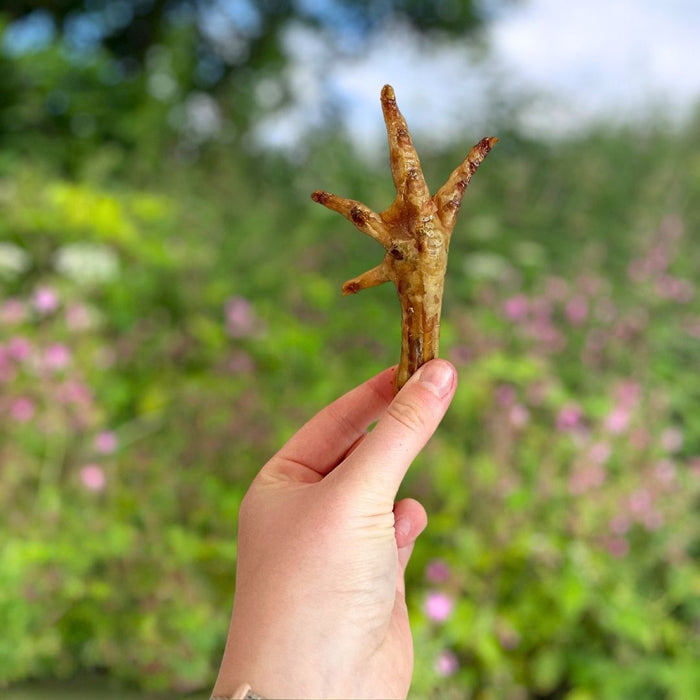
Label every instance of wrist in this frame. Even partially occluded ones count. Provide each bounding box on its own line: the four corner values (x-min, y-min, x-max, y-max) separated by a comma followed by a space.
211, 683, 265, 699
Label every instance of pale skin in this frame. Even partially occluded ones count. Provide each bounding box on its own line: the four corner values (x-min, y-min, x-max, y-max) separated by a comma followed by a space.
212, 359, 457, 699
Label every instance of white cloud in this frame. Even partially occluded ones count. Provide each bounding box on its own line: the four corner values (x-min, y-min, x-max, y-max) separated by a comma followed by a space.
489, 0, 700, 126
332, 22, 495, 155
256, 0, 700, 148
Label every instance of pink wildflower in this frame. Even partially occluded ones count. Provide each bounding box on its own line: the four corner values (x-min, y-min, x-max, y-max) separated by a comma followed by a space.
589, 442, 611, 465
629, 489, 652, 515
628, 259, 649, 283
80, 464, 106, 492
529, 319, 566, 352
556, 403, 583, 431
228, 350, 255, 374
1, 299, 27, 323
7, 336, 32, 361
604, 406, 630, 434
568, 465, 605, 495
65, 303, 92, 330
609, 514, 630, 535
424, 591, 453, 623
660, 427, 683, 453
495, 384, 516, 406
225, 296, 259, 338
689, 458, 700, 480
614, 380, 641, 408
584, 329, 608, 357
44, 343, 72, 370
568, 471, 586, 496
565, 294, 589, 326
656, 276, 694, 303
648, 245, 670, 273
434, 649, 459, 677
503, 295, 528, 321
621, 309, 649, 335
94, 430, 118, 454
56, 379, 93, 407
448, 345, 472, 365
33, 286, 59, 314
0, 346, 15, 382
576, 274, 605, 296
10, 397, 36, 422
544, 276, 569, 301
642, 510, 664, 531
630, 428, 650, 450
530, 296, 553, 319
496, 622, 521, 650
425, 559, 450, 584
594, 298, 616, 323
654, 459, 676, 490
607, 536, 629, 558
509, 404, 530, 428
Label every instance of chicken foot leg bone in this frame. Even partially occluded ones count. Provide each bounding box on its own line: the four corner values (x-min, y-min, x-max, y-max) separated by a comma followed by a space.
312, 84, 497, 391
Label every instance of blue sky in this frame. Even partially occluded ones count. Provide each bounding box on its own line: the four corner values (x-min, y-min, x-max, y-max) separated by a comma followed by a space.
4, 1, 699, 151
257, 0, 700, 151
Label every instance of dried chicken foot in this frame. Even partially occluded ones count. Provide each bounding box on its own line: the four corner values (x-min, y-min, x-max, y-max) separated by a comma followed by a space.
312, 84, 497, 391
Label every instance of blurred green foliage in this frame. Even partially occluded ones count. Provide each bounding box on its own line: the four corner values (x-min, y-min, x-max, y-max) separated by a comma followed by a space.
1, 5, 700, 699
1, 0, 510, 168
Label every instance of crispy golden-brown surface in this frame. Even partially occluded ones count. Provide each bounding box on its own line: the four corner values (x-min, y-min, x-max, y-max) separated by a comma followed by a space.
312, 84, 497, 391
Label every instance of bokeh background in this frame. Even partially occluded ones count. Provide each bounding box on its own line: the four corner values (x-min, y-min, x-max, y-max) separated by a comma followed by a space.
1, 1, 699, 698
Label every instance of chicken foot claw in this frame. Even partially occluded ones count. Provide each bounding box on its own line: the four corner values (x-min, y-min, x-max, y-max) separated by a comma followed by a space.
312, 84, 497, 391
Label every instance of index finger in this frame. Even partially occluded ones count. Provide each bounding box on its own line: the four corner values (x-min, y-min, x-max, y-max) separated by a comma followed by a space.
331, 359, 457, 499
264, 366, 397, 481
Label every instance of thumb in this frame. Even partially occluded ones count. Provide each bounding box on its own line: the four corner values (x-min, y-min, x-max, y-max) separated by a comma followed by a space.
335, 359, 457, 499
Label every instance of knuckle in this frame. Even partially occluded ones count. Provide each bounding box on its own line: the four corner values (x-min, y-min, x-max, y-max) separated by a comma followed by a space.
326, 403, 361, 444
387, 397, 426, 433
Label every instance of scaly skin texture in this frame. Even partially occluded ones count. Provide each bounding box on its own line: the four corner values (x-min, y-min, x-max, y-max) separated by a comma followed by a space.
312, 84, 497, 391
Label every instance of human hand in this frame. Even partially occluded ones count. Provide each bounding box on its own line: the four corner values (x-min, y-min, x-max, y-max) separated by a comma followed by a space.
212, 359, 457, 699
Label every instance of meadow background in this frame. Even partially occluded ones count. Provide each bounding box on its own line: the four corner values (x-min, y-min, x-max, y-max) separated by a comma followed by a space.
1, 1, 699, 698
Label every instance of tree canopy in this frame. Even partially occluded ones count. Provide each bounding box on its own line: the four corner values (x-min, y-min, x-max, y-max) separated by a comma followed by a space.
0, 0, 514, 169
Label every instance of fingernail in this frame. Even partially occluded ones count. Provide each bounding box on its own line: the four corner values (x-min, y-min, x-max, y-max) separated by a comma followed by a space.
395, 516, 412, 537
418, 360, 455, 398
